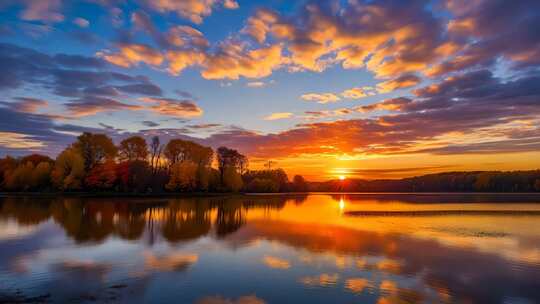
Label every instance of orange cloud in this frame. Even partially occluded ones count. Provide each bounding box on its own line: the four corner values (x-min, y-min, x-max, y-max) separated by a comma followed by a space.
0, 132, 45, 149
201, 43, 283, 80
97, 43, 164, 68
341, 87, 377, 99
142, 97, 203, 118
377, 74, 421, 93
264, 112, 293, 121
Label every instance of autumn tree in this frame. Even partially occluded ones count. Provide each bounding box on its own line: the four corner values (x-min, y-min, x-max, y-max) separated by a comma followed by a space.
117, 160, 153, 192
216, 147, 247, 184
20, 154, 53, 166
30, 162, 52, 190
4, 162, 34, 191
73, 132, 117, 171
0, 156, 18, 189
223, 166, 243, 192
85, 159, 117, 190
119, 136, 148, 162
166, 161, 198, 191
165, 140, 213, 166
51, 147, 85, 190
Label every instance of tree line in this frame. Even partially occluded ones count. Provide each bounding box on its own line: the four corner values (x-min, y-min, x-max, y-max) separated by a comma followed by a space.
0, 132, 308, 193
311, 171, 540, 193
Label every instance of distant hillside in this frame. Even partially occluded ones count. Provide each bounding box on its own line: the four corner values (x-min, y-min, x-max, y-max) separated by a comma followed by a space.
308, 170, 540, 193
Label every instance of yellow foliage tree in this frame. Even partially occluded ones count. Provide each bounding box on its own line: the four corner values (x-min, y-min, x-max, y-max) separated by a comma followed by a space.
52, 148, 85, 190
166, 161, 198, 191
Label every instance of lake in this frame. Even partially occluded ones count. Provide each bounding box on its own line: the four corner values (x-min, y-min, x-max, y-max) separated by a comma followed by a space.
1, 193, 539, 303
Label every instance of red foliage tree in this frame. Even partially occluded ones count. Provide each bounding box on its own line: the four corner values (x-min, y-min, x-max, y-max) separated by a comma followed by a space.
85, 160, 117, 190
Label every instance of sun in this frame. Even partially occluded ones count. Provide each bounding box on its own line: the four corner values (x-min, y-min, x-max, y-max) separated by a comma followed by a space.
339, 175, 346, 180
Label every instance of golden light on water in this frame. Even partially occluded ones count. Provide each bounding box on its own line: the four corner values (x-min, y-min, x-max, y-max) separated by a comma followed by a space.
339, 175, 346, 180
339, 198, 346, 211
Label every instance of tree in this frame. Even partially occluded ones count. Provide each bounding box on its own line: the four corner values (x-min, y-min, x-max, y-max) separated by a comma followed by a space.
245, 178, 279, 193
20, 154, 53, 166
73, 132, 117, 171
216, 147, 247, 183
292, 175, 308, 192
164, 139, 212, 168
4, 162, 34, 191
51, 147, 85, 190
535, 179, 540, 191
223, 166, 243, 192
0, 156, 18, 189
30, 162, 52, 190
166, 161, 198, 191
85, 159, 117, 190
118, 136, 148, 162
150, 136, 163, 172
117, 160, 153, 192
474, 172, 492, 191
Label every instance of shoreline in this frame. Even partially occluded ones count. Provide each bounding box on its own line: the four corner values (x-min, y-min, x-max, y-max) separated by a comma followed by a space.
2, 191, 540, 198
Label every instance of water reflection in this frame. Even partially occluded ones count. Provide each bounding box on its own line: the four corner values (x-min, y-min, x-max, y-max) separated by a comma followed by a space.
0, 194, 539, 303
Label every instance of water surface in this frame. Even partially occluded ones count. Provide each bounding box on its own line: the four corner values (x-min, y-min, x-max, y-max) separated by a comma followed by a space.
1, 194, 539, 303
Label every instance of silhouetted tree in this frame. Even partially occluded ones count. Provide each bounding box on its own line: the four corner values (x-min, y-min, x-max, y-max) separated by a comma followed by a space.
216, 147, 247, 184
150, 136, 163, 172
292, 175, 308, 192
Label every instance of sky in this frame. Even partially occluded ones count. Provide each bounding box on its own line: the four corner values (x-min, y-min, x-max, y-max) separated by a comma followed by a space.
0, 0, 539, 181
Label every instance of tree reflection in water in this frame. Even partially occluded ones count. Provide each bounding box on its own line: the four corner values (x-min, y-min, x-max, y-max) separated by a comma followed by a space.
0, 195, 305, 244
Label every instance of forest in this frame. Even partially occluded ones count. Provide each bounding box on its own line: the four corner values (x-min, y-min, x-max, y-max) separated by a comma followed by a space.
0, 132, 539, 193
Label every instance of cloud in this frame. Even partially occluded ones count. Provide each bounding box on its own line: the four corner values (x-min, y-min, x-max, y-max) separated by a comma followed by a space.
144, 0, 239, 24
142, 120, 160, 127
0, 43, 163, 99
427, 0, 540, 76
65, 96, 143, 117
97, 43, 164, 68
0, 132, 46, 149
187, 123, 221, 129
142, 97, 203, 118
8, 98, 48, 113
201, 43, 283, 80
377, 74, 421, 93
264, 112, 293, 121
303, 108, 353, 120
18, 0, 64, 23
242, 1, 450, 78
301, 93, 340, 104
73, 17, 89, 28
341, 87, 377, 99
355, 97, 412, 113
246, 81, 266, 88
